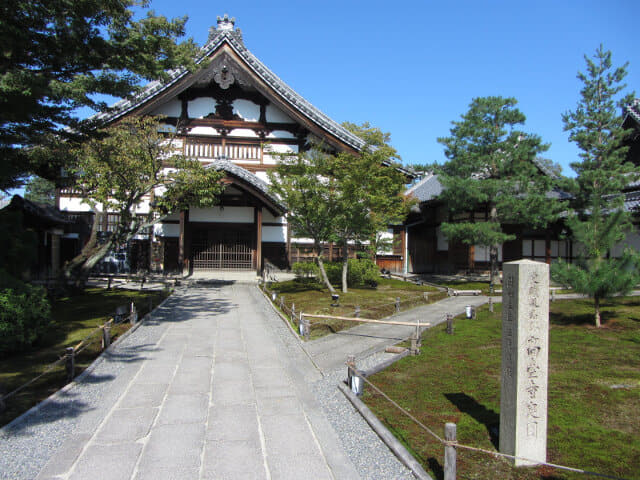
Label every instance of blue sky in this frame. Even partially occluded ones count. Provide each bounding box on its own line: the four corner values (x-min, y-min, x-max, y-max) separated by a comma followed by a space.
146, 0, 638, 176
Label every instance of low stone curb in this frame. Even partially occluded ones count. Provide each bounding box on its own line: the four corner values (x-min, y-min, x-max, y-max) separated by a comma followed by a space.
338, 382, 433, 480
0, 291, 174, 433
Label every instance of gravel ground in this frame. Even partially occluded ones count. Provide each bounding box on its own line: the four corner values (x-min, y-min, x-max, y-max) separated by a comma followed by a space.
252, 286, 415, 480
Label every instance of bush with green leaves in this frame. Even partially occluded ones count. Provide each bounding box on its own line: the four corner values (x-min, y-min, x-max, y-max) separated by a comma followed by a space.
292, 262, 319, 279
322, 259, 379, 288
0, 281, 52, 357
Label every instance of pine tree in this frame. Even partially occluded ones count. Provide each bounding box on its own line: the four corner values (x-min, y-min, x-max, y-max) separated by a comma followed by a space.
437, 96, 562, 291
551, 46, 640, 327
0, 0, 198, 191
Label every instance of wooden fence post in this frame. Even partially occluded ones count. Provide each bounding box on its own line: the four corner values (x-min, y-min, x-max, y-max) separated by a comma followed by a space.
446, 314, 454, 335
107, 276, 112, 290
291, 303, 296, 320
395, 297, 401, 313
65, 347, 75, 382
140, 276, 145, 291
102, 324, 111, 349
423, 292, 429, 301
355, 305, 360, 318
280, 296, 284, 309
130, 302, 137, 324
444, 422, 457, 480
346, 355, 363, 396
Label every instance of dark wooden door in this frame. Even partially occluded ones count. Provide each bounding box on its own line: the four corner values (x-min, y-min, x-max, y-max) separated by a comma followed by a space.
191, 226, 254, 270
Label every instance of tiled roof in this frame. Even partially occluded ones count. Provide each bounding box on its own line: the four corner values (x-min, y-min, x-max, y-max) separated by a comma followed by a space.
4, 195, 72, 225
405, 173, 443, 202
91, 19, 367, 152
624, 187, 640, 212
205, 160, 285, 213
625, 99, 640, 125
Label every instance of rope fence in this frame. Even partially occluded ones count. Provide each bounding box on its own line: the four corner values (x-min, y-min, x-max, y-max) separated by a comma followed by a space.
347, 364, 631, 480
0, 302, 141, 415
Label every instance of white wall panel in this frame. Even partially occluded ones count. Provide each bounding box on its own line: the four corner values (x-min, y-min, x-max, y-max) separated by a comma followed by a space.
152, 99, 181, 117
154, 223, 179, 238
188, 98, 216, 118
232, 99, 259, 121
228, 128, 258, 137
262, 225, 286, 242
189, 206, 254, 223
267, 130, 296, 139
266, 104, 294, 123
59, 198, 95, 212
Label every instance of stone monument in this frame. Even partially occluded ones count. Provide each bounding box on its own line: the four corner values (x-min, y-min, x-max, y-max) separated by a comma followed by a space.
499, 260, 549, 466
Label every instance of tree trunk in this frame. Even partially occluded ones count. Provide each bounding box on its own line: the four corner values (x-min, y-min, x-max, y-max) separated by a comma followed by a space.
594, 296, 601, 328
314, 243, 335, 294
489, 244, 498, 294
341, 243, 349, 293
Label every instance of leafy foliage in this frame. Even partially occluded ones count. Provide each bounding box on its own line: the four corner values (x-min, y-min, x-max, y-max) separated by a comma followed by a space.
0, 283, 52, 357
437, 96, 562, 288
0, 0, 198, 190
551, 46, 640, 326
24, 176, 56, 205
63, 116, 225, 281
292, 261, 320, 279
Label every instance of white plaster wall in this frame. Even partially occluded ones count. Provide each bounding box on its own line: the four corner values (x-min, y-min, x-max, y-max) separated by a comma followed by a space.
267, 130, 296, 140
262, 225, 286, 242
377, 230, 394, 254
152, 99, 181, 117
188, 98, 216, 118
474, 244, 503, 262
232, 99, 259, 121
188, 126, 218, 136
228, 128, 258, 138
266, 104, 294, 123
154, 223, 179, 238
59, 197, 95, 212
190, 206, 254, 223
262, 210, 285, 223
263, 144, 298, 164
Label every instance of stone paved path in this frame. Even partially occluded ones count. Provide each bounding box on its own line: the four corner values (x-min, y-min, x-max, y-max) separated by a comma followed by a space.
6, 284, 359, 480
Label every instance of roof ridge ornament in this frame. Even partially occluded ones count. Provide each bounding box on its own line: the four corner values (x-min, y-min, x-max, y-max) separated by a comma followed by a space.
208, 14, 243, 45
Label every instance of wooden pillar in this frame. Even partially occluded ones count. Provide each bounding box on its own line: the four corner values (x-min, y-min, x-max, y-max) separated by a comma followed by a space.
286, 219, 292, 268
179, 209, 190, 276
468, 245, 475, 272
255, 207, 263, 274
545, 233, 551, 264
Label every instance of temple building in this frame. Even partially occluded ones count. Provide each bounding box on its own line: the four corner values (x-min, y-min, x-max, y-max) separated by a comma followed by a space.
58, 15, 373, 275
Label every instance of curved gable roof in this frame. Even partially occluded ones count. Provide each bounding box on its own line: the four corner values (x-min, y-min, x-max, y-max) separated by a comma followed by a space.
92, 18, 366, 153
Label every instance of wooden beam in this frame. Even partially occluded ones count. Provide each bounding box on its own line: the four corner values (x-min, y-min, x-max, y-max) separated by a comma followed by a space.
256, 207, 262, 274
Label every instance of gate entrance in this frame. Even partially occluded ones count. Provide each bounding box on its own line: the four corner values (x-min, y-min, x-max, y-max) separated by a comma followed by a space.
191, 227, 254, 270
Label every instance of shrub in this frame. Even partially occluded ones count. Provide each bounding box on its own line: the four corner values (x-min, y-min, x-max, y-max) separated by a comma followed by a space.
0, 282, 52, 357
323, 259, 379, 288
292, 261, 319, 279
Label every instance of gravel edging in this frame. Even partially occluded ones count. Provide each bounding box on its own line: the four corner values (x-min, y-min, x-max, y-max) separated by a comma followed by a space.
338, 382, 433, 480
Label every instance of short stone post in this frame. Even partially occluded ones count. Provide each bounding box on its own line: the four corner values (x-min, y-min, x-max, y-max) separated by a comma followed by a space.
271, 292, 277, 301
291, 303, 296, 320
303, 316, 310, 341
102, 324, 111, 349
489, 296, 494, 312
446, 314, 454, 335
444, 423, 457, 480
500, 260, 549, 466
130, 302, 137, 324
395, 297, 401, 313
65, 347, 75, 382
354, 305, 360, 318
279, 296, 284, 309
346, 355, 363, 396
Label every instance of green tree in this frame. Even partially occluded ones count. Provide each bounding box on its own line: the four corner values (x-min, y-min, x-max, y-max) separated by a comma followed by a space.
437, 96, 562, 291
551, 46, 640, 327
268, 149, 339, 293
333, 124, 411, 293
24, 176, 56, 205
62, 116, 225, 285
0, 0, 198, 191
